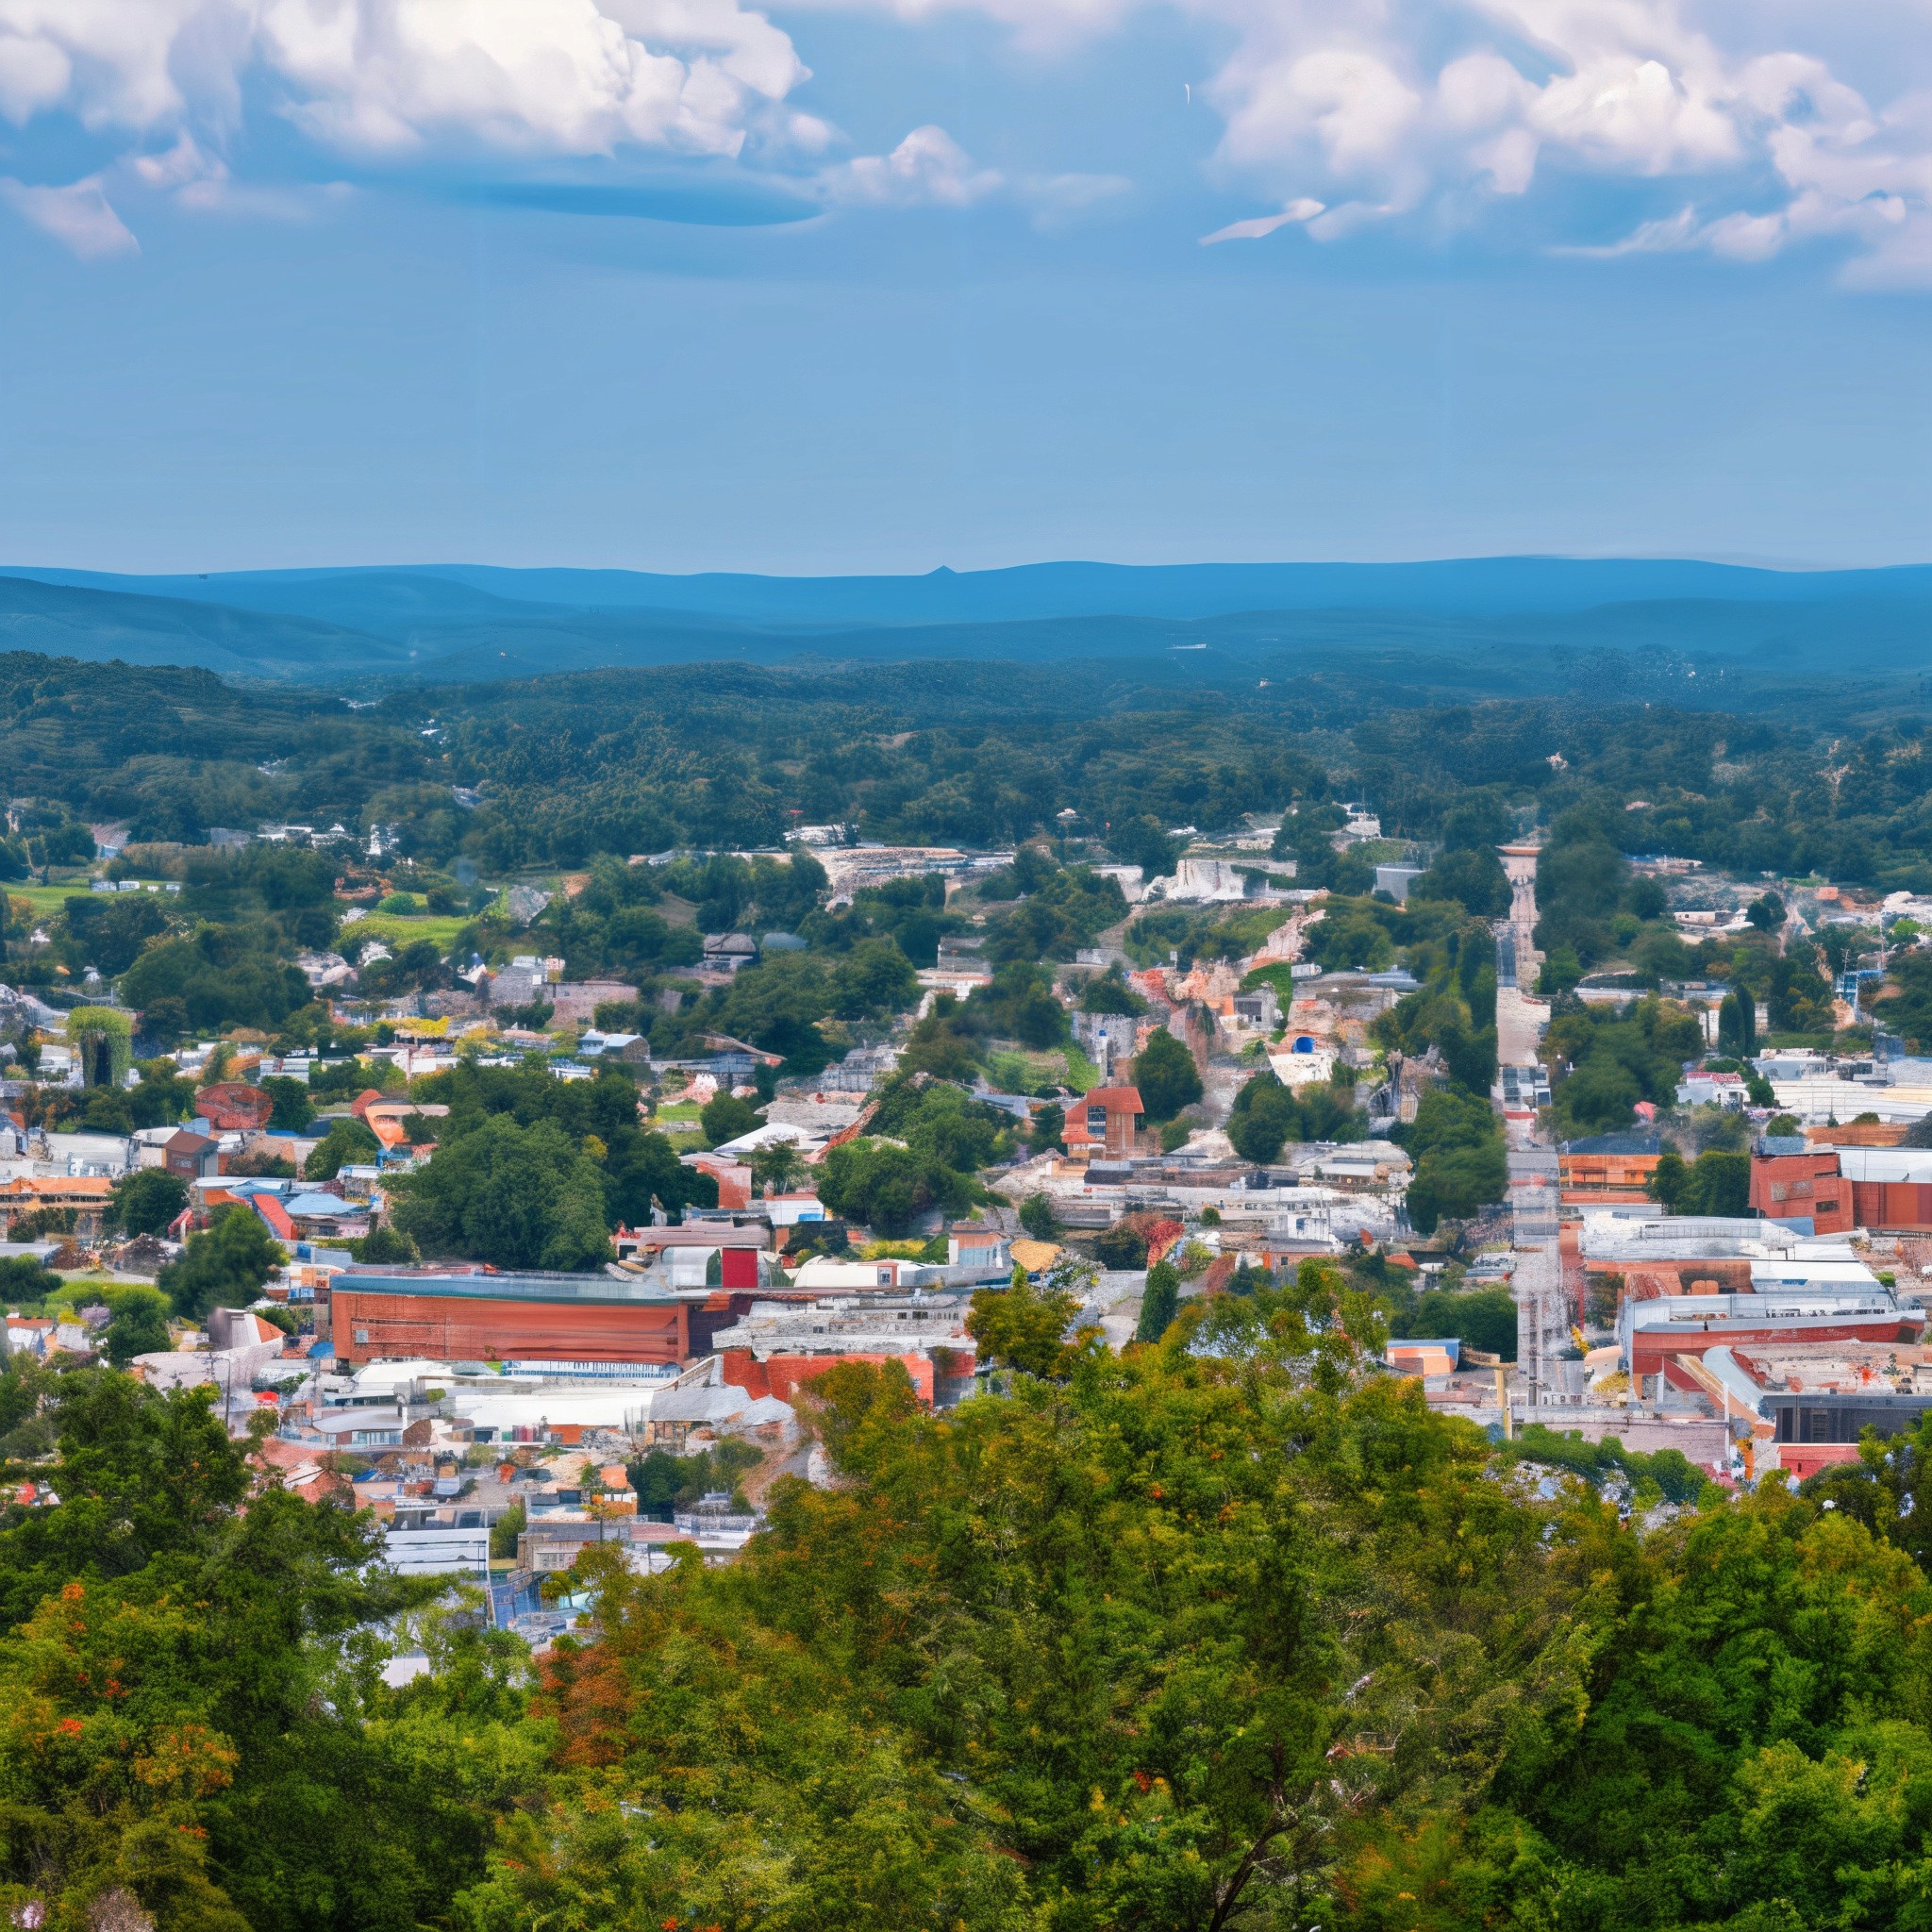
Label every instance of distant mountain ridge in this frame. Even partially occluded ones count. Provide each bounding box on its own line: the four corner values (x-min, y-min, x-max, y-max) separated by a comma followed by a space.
18, 555, 1932, 629
0, 556, 1927, 692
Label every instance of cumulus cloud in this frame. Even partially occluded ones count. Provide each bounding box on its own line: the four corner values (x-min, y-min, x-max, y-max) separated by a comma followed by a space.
820, 125, 1002, 206
796, 0, 1932, 278
0, 0, 812, 160
0, 174, 139, 257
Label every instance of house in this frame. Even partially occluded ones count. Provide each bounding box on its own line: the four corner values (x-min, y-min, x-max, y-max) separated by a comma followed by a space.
947, 1223, 1010, 1272
1559, 1131, 1666, 1204
161, 1129, 221, 1180
1063, 1086, 1145, 1163
283, 1191, 372, 1240
194, 1083, 275, 1133
1676, 1069, 1748, 1109
701, 934, 759, 975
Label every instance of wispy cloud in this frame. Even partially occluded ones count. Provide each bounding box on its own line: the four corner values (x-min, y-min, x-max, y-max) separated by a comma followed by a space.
0, 175, 139, 258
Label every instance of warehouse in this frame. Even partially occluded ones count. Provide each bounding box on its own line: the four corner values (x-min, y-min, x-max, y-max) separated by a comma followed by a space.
328, 1271, 688, 1369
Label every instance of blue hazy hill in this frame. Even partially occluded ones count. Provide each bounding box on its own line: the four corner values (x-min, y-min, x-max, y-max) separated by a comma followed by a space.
0, 558, 1928, 694
17, 556, 1932, 632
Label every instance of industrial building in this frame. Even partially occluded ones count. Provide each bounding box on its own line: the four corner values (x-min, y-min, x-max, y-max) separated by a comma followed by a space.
328, 1271, 689, 1369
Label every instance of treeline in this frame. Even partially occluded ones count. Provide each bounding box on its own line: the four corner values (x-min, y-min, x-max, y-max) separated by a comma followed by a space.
8, 650, 1932, 893
13, 1278, 1932, 1929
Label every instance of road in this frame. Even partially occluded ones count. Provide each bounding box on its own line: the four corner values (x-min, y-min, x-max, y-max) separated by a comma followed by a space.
1491, 844, 1573, 1407
1494, 844, 1550, 1073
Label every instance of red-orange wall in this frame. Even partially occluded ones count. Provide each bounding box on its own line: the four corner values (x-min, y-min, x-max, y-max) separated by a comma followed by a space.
1851, 1181, 1932, 1232
331, 1290, 687, 1366
721, 1348, 936, 1407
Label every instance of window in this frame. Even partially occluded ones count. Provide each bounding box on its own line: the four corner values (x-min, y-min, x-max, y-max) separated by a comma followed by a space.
353, 1327, 369, 1343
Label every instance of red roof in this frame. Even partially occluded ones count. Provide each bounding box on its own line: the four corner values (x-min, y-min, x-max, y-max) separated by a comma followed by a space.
1083, 1087, 1144, 1113
251, 1195, 297, 1241
195, 1082, 275, 1131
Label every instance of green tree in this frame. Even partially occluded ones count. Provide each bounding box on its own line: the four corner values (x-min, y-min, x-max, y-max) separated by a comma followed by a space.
261, 1074, 314, 1132
304, 1115, 381, 1180
159, 1204, 285, 1321
1679, 1146, 1752, 1217
489, 1497, 525, 1560
1407, 845, 1511, 918
1018, 1191, 1058, 1241
965, 1265, 1080, 1377
100, 1282, 173, 1365
107, 1167, 188, 1237
830, 936, 919, 1019
1227, 1069, 1300, 1163
1404, 1086, 1507, 1235
700, 1091, 762, 1148
389, 1115, 613, 1272
1648, 1145, 1688, 1209
1131, 1026, 1202, 1123
1135, 1257, 1180, 1342
0, 1253, 61, 1306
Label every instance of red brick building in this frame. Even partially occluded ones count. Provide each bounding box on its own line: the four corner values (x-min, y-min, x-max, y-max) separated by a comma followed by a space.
329, 1273, 688, 1367
1749, 1146, 1854, 1234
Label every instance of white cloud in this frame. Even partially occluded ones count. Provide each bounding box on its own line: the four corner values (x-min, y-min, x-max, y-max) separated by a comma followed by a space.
0, 173, 139, 257
1200, 195, 1323, 242
0, 0, 813, 160
794, 0, 1932, 278
821, 124, 1002, 205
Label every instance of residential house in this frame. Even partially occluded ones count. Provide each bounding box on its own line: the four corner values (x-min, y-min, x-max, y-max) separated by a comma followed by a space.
701, 934, 759, 976
1063, 1086, 1145, 1163
160, 1129, 221, 1180
946, 1223, 1010, 1273
1749, 1137, 1855, 1235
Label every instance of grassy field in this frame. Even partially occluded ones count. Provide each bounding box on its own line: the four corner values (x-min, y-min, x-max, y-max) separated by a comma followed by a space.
336, 908, 473, 952
7, 880, 154, 916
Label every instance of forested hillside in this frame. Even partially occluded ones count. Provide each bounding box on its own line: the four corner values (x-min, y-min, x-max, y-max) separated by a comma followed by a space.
5, 651, 1932, 890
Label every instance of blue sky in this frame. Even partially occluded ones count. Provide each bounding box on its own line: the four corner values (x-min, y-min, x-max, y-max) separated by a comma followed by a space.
1, 0, 1930, 575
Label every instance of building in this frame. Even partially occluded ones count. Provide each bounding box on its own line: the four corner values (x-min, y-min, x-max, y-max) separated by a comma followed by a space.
946, 1223, 1009, 1273
328, 1272, 690, 1369
700, 935, 759, 975
1675, 1070, 1747, 1109
1374, 864, 1423, 902
159, 1129, 221, 1180
1749, 1137, 1854, 1234
1620, 1275, 1919, 1385
549, 979, 641, 1027
0, 1174, 114, 1240
1837, 1146, 1932, 1232
1064, 1086, 1145, 1163
1717, 1341, 1932, 1480
1742, 1141, 1932, 1234
1559, 1131, 1665, 1205
709, 1292, 978, 1407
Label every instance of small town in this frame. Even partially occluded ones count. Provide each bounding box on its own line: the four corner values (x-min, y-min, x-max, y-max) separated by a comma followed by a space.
8, 0, 1932, 1919
5, 802, 1930, 1643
